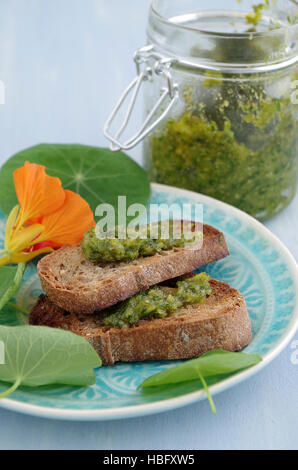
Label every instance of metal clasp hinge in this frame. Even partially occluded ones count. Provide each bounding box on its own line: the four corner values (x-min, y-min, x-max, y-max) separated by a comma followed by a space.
103, 46, 179, 152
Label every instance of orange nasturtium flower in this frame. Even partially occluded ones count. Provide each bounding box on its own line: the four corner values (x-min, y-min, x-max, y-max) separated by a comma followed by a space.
0, 161, 95, 266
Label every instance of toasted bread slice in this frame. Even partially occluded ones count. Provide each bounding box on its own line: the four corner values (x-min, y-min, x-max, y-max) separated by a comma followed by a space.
29, 279, 251, 366
37, 224, 229, 314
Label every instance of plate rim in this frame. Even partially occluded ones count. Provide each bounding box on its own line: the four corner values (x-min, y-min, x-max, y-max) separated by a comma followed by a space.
0, 182, 297, 421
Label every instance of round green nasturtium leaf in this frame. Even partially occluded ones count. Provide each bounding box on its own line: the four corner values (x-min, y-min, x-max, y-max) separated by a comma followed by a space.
0, 144, 150, 216
0, 325, 101, 398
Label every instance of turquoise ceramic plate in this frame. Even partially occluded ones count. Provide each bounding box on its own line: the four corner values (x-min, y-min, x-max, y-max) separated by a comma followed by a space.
0, 183, 297, 421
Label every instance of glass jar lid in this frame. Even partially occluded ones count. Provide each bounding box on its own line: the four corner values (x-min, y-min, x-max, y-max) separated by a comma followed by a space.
148, 0, 298, 72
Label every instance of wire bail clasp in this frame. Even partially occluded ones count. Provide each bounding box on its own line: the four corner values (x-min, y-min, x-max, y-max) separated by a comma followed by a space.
103, 46, 179, 151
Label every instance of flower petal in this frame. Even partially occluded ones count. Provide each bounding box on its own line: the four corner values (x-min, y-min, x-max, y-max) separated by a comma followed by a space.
9, 246, 54, 264
0, 254, 11, 267
13, 162, 65, 226
5, 205, 19, 248
8, 224, 44, 253
37, 190, 95, 246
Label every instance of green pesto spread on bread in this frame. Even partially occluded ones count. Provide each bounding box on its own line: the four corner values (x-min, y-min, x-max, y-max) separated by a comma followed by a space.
102, 273, 212, 329
82, 222, 202, 263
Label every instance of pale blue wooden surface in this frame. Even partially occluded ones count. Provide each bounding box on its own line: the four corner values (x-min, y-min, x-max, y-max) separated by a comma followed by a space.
0, 0, 297, 450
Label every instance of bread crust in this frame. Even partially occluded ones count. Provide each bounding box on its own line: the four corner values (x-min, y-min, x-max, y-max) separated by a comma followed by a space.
29, 279, 252, 366
37, 224, 229, 314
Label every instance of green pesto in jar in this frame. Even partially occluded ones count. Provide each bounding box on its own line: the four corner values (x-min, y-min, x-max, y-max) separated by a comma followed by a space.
102, 273, 212, 329
148, 68, 298, 220
82, 222, 202, 263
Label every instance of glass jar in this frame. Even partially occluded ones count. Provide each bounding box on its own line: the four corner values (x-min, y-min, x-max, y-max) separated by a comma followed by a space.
105, 0, 298, 221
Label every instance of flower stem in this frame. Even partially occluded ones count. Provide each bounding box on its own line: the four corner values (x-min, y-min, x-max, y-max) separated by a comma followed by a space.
0, 377, 22, 398
0, 262, 26, 312
6, 302, 29, 316
197, 370, 217, 415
